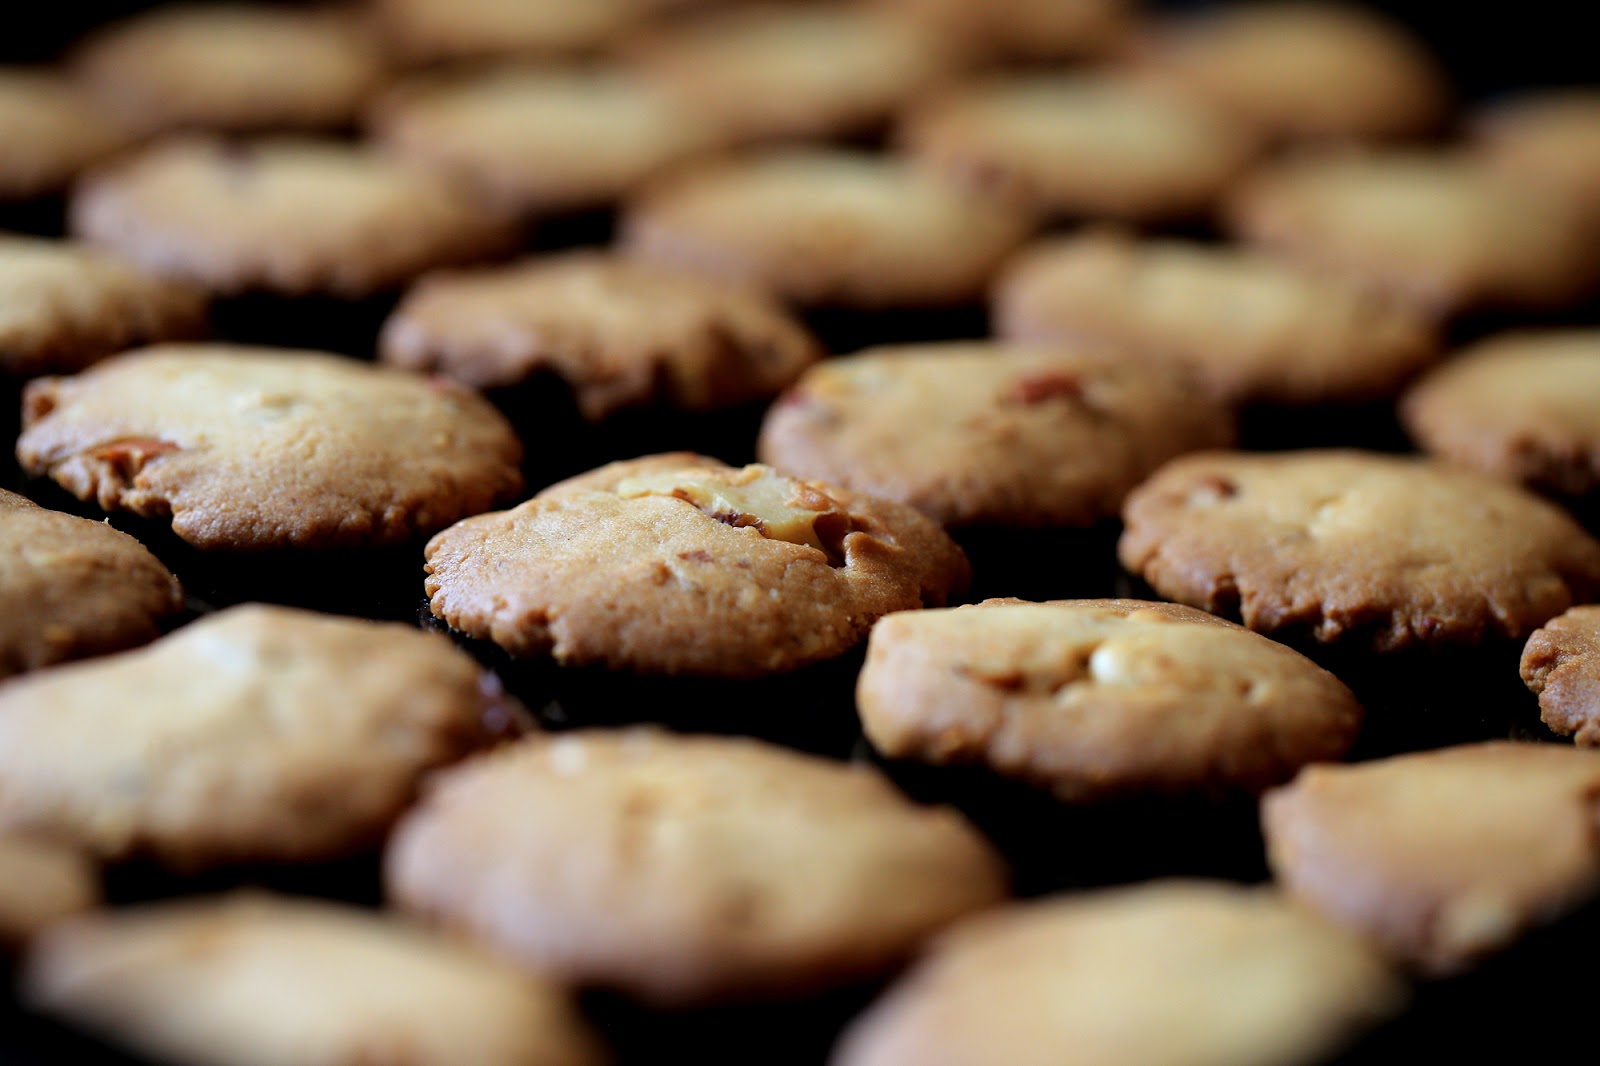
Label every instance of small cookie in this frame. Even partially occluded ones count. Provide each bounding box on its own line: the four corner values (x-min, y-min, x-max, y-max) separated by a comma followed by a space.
24, 893, 604, 1066
71, 4, 386, 135
899, 72, 1259, 223
0, 69, 133, 202
832, 880, 1404, 1066
380, 251, 821, 419
758, 342, 1233, 530
878, 0, 1131, 61
621, 149, 1030, 309
857, 598, 1363, 801
70, 136, 508, 298
0, 604, 523, 870
994, 231, 1440, 406
0, 488, 183, 680
1263, 742, 1600, 974
17, 344, 523, 551
1226, 151, 1600, 316
1472, 90, 1600, 221
374, 0, 644, 65
425, 452, 970, 677
0, 233, 208, 377
1520, 606, 1600, 746
387, 729, 1007, 1006
0, 835, 98, 947
1118, 450, 1600, 651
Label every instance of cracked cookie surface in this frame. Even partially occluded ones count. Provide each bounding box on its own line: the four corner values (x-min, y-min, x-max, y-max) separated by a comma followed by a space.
1521, 605, 1600, 746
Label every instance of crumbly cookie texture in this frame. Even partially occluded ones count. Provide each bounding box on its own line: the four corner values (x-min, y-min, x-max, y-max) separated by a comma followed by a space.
17, 344, 523, 551
0, 604, 524, 871
425, 453, 970, 677
0, 835, 98, 948
380, 251, 820, 419
1262, 742, 1600, 974
858, 598, 1362, 801
387, 729, 1007, 1007
0, 488, 183, 680
758, 342, 1233, 529
831, 880, 1404, 1066
374, 0, 645, 65
0, 70, 134, 201
1521, 606, 1600, 746
24, 893, 605, 1066
1118, 450, 1600, 651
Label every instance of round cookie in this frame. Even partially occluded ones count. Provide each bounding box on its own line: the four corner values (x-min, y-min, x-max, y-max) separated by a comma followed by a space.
757, 342, 1234, 530
1262, 742, 1600, 974
994, 231, 1441, 407
1472, 90, 1600, 221
380, 251, 821, 419
877, 0, 1131, 62
1225, 152, 1600, 316
0, 69, 133, 202
1520, 605, 1600, 746
620, 149, 1030, 310
0, 835, 98, 948
373, 0, 645, 65
0, 604, 524, 871
0, 233, 209, 377
423, 452, 971, 677
831, 880, 1404, 1066
16, 344, 524, 551
386, 729, 1008, 1006
857, 598, 1363, 802
0, 488, 184, 680
899, 72, 1259, 224
24, 893, 604, 1066
1118, 450, 1600, 651
70, 136, 509, 299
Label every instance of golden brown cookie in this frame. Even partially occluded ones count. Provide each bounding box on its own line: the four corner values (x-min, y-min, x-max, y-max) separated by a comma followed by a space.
877, 0, 1131, 61
387, 729, 1007, 1006
0, 835, 98, 948
1118, 450, 1600, 651
1471, 90, 1600, 222
0, 69, 133, 202
1521, 606, 1600, 746
17, 344, 523, 551
374, 0, 645, 65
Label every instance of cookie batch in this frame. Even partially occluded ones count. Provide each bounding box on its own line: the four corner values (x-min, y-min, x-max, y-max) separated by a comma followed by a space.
3, 2, 1600, 1065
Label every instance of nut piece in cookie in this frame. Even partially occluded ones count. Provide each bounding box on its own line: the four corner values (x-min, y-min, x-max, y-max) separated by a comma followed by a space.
0, 70, 134, 203
0, 604, 526, 871
1262, 742, 1600, 974
387, 729, 1007, 1006
0, 835, 98, 948
1521, 605, 1600, 746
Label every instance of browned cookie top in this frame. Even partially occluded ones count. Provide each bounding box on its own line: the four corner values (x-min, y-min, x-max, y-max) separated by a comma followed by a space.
1471, 89, 1600, 221
1521, 606, 1600, 747
0, 69, 134, 201
374, 0, 645, 65
17, 344, 523, 551
1118, 450, 1600, 651
425, 453, 970, 677
380, 251, 821, 419
878, 0, 1132, 61
994, 230, 1440, 406
0, 836, 98, 948
758, 342, 1233, 529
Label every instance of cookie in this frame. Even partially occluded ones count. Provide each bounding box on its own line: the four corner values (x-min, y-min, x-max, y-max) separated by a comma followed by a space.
1263, 742, 1600, 974
1118, 450, 1600, 651
424, 452, 970, 677
387, 729, 1007, 1006
70, 136, 509, 299
0, 233, 209, 377
0, 604, 524, 871
621, 149, 1030, 310
374, 0, 644, 66
0, 69, 132, 203
0, 836, 97, 947
831, 880, 1404, 1066
994, 230, 1441, 406
1126, 1, 1449, 143
1226, 151, 1600, 316
899, 72, 1259, 224
0, 488, 183, 680
24, 893, 603, 1066
878, 0, 1131, 62
1472, 90, 1600, 221
858, 598, 1363, 801
1520, 606, 1600, 746
70, 4, 386, 135
16, 344, 523, 551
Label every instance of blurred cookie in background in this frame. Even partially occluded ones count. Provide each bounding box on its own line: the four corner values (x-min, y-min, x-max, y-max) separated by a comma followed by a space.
0, 835, 98, 949
877, 0, 1132, 63
0, 68, 134, 228
1470, 89, 1600, 226
373, 0, 648, 67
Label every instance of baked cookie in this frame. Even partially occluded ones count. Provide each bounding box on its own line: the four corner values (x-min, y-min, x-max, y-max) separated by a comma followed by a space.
0, 233, 208, 377
621, 149, 1030, 309
758, 342, 1233, 530
1472, 90, 1600, 221
877, 0, 1131, 61
17, 344, 523, 551
71, 4, 387, 135
0, 488, 183, 680
24, 893, 603, 1066
0, 69, 133, 202
380, 251, 821, 419
70, 136, 508, 299
1126, 1, 1448, 143
0, 604, 524, 871
425, 453, 969, 677
387, 729, 1007, 1006
858, 598, 1363, 801
994, 231, 1441, 406
1226, 152, 1600, 316
1263, 742, 1600, 974
0, 835, 98, 947
374, 0, 644, 65
899, 72, 1259, 224
1520, 606, 1600, 746
832, 880, 1403, 1066
1118, 450, 1600, 651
